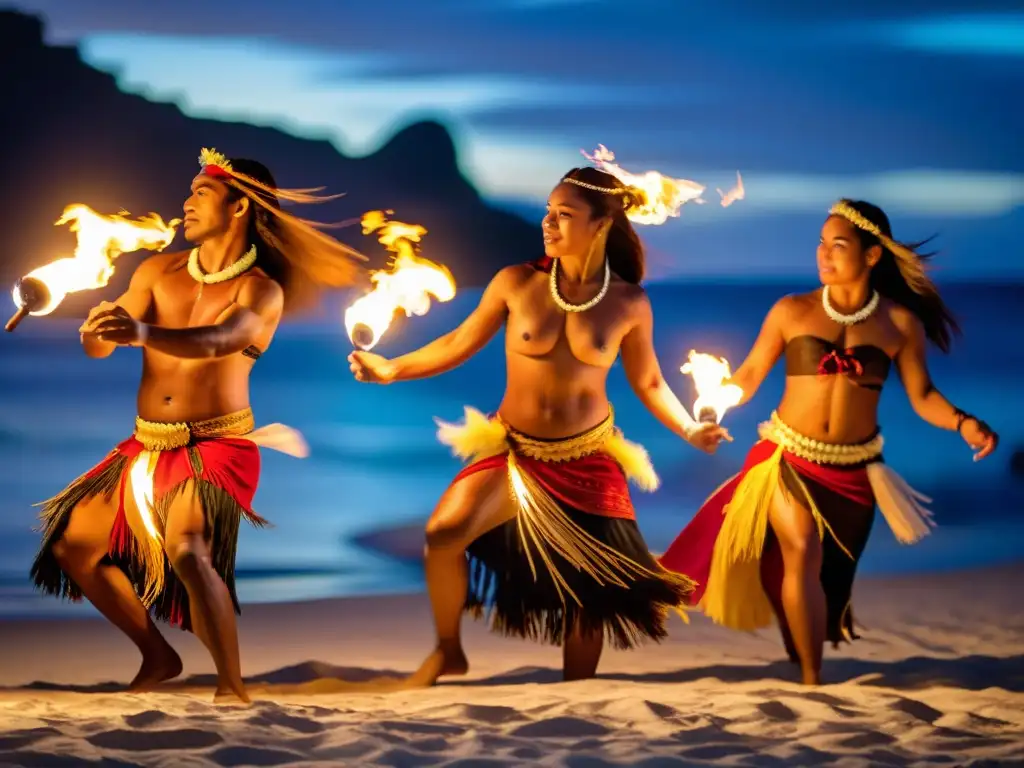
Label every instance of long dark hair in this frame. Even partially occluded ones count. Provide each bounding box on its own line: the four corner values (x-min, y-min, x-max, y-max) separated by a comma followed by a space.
837, 199, 960, 353
224, 158, 366, 314
560, 167, 647, 284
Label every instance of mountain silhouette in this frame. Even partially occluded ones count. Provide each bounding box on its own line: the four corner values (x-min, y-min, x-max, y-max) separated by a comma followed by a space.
0, 10, 540, 319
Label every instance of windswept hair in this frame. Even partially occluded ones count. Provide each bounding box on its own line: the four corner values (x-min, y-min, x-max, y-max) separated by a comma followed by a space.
560, 167, 647, 285
221, 158, 367, 314
832, 199, 960, 352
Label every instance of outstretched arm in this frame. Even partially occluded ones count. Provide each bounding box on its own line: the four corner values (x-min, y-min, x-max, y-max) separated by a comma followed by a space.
728, 297, 789, 405
350, 266, 514, 383
894, 309, 998, 460
87, 275, 284, 359
79, 255, 162, 359
620, 293, 729, 451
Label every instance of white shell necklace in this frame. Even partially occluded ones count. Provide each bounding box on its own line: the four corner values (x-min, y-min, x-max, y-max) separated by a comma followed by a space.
822, 286, 880, 326
188, 244, 258, 286
549, 259, 611, 313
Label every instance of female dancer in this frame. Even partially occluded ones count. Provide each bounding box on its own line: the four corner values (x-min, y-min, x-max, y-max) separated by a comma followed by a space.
349, 165, 728, 686
660, 199, 999, 685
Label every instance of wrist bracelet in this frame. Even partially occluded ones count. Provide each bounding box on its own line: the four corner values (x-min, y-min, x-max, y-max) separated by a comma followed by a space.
953, 407, 971, 433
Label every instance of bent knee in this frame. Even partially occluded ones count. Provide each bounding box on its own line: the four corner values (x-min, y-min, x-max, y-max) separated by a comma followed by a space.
166, 538, 210, 574
776, 530, 822, 566
51, 534, 104, 569
424, 516, 471, 550
426, 468, 514, 550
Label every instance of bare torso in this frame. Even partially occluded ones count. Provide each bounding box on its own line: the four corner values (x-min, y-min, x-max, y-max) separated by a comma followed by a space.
497, 264, 642, 438
775, 290, 904, 444
135, 252, 280, 422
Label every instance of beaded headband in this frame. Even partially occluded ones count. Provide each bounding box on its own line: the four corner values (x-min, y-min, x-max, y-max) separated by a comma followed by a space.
828, 200, 931, 294
562, 177, 628, 196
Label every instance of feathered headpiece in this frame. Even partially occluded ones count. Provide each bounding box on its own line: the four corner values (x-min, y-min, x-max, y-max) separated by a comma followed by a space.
194, 147, 368, 309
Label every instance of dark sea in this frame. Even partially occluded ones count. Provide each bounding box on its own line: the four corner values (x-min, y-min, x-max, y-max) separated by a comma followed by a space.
1, 282, 1021, 620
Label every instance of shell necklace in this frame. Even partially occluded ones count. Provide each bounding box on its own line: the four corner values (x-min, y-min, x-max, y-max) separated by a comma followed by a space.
188, 244, 257, 296
822, 286, 879, 326
549, 259, 611, 313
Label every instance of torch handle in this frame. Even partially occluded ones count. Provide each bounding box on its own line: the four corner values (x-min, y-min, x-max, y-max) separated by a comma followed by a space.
697, 406, 719, 424
351, 323, 376, 350
4, 306, 29, 333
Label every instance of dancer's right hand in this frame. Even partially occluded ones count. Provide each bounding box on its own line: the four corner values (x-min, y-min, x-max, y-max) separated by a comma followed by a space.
686, 422, 732, 454
348, 351, 397, 384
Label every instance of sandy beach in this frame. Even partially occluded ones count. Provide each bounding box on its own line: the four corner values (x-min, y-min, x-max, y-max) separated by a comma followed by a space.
0, 563, 1022, 767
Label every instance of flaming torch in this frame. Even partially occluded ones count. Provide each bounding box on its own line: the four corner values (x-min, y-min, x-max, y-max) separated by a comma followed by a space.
6, 204, 180, 332
582, 145, 706, 225
681, 350, 743, 424
344, 210, 456, 351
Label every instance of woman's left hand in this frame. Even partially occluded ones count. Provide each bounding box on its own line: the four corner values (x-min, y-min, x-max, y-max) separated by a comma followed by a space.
961, 417, 998, 461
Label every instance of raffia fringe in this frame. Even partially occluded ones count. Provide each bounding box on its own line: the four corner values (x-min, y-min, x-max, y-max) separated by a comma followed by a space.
32, 421, 273, 621
699, 413, 934, 632
436, 406, 690, 617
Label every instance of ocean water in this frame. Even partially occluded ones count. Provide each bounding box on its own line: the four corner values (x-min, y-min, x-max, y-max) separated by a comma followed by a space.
0, 282, 1021, 620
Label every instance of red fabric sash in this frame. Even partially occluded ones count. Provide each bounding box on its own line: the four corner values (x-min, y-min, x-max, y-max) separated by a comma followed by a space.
453, 451, 637, 521
107, 436, 263, 561
202, 164, 233, 180
658, 439, 873, 604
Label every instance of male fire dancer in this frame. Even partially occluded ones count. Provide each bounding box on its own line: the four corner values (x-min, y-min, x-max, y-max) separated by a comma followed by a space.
30, 149, 366, 703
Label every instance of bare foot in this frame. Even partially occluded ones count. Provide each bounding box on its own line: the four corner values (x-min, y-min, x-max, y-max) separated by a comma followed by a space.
213, 686, 252, 705
403, 646, 469, 688
129, 645, 183, 692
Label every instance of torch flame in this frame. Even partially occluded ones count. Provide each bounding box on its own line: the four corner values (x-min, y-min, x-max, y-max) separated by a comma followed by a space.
681, 349, 743, 424
13, 204, 180, 316
717, 171, 745, 208
344, 211, 456, 351
581, 145, 706, 226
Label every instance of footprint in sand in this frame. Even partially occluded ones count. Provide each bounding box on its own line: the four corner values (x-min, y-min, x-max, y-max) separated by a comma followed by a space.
374, 746, 446, 767
0, 727, 61, 751
121, 709, 170, 728
247, 707, 328, 734
86, 727, 223, 751
456, 704, 528, 724
837, 730, 898, 749
510, 716, 612, 739
211, 745, 308, 767
756, 701, 799, 722
889, 696, 944, 724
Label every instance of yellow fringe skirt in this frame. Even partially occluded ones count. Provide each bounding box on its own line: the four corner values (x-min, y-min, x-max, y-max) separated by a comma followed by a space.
660, 411, 933, 647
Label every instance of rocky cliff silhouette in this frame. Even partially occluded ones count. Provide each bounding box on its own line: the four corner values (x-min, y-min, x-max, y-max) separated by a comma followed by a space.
0, 10, 539, 319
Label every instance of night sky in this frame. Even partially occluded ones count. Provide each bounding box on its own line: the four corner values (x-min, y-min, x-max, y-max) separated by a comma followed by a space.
6, 0, 1022, 280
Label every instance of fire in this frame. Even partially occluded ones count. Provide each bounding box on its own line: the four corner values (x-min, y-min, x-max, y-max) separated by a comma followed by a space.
344, 210, 456, 351
12, 204, 180, 318
128, 451, 162, 542
581, 145, 705, 225
717, 171, 745, 208
681, 350, 743, 424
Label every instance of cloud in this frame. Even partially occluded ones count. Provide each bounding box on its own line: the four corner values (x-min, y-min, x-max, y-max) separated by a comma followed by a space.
28, 12, 1024, 234
469, 135, 1024, 219
456, 131, 587, 200
80, 32, 653, 157
863, 14, 1024, 56
723, 170, 1024, 218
